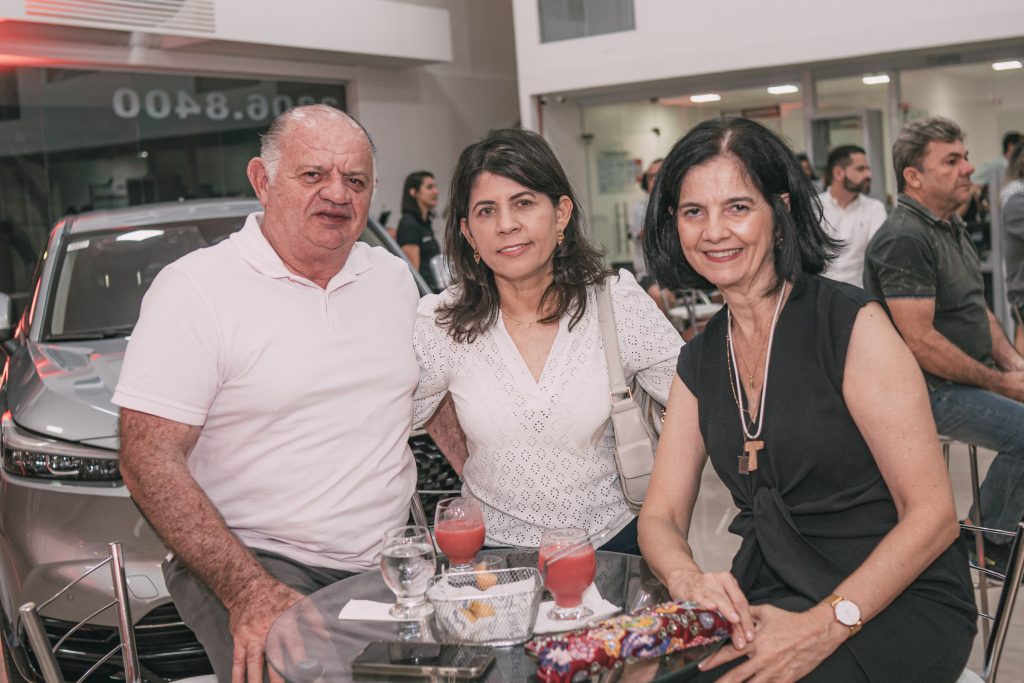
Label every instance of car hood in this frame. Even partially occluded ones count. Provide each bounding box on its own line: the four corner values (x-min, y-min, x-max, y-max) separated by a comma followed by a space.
7, 339, 126, 445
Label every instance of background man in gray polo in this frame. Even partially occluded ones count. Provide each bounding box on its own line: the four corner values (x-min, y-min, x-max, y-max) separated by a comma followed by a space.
865, 116, 1024, 573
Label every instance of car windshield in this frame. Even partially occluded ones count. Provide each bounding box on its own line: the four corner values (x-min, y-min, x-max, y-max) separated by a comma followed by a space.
44, 217, 394, 341
44, 217, 247, 341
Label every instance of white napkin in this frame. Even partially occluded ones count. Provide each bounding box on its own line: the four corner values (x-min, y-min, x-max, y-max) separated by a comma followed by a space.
533, 584, 620, 634
338, 599, 403, 621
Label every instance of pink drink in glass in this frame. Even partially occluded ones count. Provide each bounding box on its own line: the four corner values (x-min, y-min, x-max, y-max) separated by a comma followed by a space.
435, 519, 485, 566
434, 497, 486, 571
538, 544, 596, 608
538, 527, 596, 620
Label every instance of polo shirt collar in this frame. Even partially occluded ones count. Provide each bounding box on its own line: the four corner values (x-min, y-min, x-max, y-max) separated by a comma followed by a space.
231, 212, 373, 290
897, 194, 965, 234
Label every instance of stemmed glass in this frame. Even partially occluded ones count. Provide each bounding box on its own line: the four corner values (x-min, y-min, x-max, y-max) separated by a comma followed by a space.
434, 497, 486, 572
538, 527, 597, 621
380, 525, 436, 619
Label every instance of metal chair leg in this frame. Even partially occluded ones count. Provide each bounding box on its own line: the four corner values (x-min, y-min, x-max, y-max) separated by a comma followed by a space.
410, 492, 429, 530
967, 444, 990, 646
109, 543, 141, 683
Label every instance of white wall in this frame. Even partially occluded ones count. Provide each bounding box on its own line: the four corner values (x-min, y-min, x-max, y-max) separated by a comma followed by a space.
358, 0, 519, 234
512, 0, 1024, 126
0, 0, 452, 63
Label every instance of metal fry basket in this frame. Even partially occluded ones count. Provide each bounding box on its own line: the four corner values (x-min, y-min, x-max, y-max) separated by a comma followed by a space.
426, 567, 543, 646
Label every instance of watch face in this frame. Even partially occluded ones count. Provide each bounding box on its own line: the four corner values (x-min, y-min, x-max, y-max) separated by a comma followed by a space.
835, 599, 861, 626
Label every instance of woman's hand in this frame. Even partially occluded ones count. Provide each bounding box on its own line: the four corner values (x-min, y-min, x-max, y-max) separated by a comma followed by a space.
699, 603, 847, 682
667, 569, 755, 650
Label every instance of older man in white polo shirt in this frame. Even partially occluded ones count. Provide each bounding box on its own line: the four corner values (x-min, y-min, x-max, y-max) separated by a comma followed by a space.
113, 105, 419, 681
820, 144, 888, 287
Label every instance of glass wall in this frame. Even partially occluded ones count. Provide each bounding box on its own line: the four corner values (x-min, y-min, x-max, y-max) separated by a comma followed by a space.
900, 62, 1024, 184
811, 75, 894, 203
575, 58, 1024, 267
580, 84, 806, 266
0, 67, 346, 299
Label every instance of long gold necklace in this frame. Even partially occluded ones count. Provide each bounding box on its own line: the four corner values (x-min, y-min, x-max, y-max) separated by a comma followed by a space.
725, 282, 788, 475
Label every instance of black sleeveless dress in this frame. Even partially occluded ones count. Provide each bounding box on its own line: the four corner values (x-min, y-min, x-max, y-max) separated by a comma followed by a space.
676, 275, 976, 682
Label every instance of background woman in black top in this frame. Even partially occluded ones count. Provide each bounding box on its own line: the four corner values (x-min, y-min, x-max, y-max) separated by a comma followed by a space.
398, 170, 441, 290
638, 118, 976, 682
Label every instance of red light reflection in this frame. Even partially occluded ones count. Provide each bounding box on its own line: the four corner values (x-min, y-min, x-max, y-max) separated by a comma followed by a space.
0, 53, 57, 67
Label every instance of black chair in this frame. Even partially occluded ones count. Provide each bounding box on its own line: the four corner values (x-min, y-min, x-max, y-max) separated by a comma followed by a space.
957, 521, 1024, 683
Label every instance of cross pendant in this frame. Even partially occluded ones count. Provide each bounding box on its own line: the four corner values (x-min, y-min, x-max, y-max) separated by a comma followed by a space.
739, 439, 764, 475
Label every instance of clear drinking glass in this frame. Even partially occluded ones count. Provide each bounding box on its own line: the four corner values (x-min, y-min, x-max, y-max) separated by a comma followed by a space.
537, 527, 596, 621
434, 497, 486, 572
380, 525, 436, 619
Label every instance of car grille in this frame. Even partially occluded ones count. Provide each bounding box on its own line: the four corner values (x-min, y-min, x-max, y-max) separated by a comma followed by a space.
409, 431, 461, 520
39, 602, 212, 681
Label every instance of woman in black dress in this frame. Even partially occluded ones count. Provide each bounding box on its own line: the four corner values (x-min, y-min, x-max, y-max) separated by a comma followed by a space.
397, 170, 442, 290
638, 119, 976, 682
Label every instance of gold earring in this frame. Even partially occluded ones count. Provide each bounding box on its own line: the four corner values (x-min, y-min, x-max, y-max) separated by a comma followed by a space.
473, 249, 481, 264
556, 231, 564, 246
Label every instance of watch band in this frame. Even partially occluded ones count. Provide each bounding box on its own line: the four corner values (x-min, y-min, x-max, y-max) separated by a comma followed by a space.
826, 593, 863, 636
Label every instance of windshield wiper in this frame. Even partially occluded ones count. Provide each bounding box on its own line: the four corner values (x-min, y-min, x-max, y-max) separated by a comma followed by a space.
45, 327, 135, 342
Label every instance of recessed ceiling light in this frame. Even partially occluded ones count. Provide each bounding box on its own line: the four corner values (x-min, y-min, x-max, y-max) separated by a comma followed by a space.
992, 60, 1023, 71
766, 84, 799, 95
690, 93, 722, 103
862, 74, 891, 85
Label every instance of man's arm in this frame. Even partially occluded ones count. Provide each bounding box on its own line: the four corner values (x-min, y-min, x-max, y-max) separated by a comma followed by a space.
988, 309, 1024, 371
424, 393, 469, 475
119, 409, 301, 683
886, 298, 1024, 401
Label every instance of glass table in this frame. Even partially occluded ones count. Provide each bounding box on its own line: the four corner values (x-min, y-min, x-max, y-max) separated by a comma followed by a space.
266, 549, 721, 682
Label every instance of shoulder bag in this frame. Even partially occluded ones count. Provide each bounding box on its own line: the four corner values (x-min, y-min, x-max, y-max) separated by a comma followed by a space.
595, 280, 665, 513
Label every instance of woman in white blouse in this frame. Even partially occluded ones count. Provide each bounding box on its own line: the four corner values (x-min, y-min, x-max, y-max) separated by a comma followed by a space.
414, 129, 682, 554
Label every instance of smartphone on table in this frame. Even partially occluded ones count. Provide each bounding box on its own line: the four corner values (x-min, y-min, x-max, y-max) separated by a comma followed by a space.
351, 641, 495, 679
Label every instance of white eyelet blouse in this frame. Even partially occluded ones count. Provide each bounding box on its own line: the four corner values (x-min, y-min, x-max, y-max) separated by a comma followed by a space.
413, 269, 683, 547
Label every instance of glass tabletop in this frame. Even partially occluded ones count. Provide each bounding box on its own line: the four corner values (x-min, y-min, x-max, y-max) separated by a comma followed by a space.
265, 549, 721, 682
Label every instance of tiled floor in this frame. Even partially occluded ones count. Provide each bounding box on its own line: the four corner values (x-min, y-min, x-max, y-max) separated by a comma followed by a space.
685, 440, 1023, 679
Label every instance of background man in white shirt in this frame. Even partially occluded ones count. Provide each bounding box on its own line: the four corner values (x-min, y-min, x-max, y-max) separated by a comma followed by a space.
819, 145, 888, 287
113, 105, 421, 682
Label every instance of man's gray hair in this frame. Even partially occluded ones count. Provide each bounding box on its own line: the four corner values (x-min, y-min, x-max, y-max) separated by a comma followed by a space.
892, 116, 964, 192
259, 104, 378, 182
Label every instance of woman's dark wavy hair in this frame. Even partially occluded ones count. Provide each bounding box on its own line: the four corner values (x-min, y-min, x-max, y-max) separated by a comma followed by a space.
401, 171, 435, 219
437, 128, 611, 343
644, 118, 839, 294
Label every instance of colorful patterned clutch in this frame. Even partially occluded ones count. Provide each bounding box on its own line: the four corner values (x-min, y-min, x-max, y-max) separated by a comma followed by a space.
525, 600, 731, 683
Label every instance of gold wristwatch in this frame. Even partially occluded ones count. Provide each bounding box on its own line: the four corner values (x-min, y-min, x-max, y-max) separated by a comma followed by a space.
826, 593, 862, 636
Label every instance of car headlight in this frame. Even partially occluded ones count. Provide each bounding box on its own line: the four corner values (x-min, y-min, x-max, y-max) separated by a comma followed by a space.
1, 412, 121, 484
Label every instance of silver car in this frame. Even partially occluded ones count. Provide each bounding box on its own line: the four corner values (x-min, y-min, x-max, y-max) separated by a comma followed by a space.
0, 199, 452, 681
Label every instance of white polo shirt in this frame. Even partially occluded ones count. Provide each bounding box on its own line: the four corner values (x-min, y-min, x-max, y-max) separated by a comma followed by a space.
113, 213, 420, 572
820, 191, 888, 288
